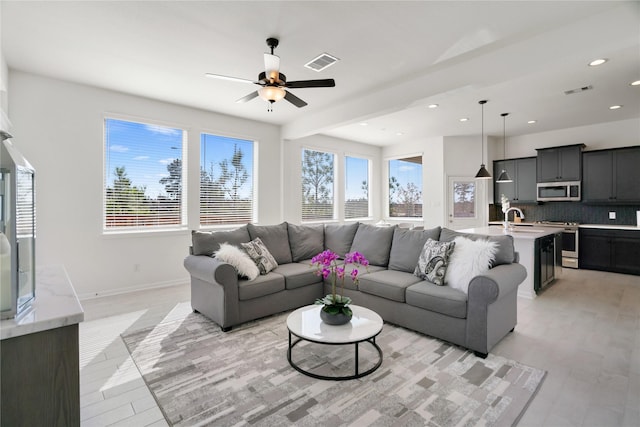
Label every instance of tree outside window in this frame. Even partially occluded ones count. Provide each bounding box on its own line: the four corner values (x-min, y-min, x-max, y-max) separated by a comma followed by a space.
388, 156, 423, 218
302, 149, 335, 221
200, 134, 254, 225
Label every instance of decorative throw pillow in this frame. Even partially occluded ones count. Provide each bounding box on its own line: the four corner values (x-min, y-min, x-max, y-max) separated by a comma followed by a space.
214, 243, 260, 281
413, 238, 455, 286
445, 236, 498, 293
241, 237, 278, 275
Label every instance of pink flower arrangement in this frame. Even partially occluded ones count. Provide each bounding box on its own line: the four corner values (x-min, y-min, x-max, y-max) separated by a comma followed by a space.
311, 249, 369, 315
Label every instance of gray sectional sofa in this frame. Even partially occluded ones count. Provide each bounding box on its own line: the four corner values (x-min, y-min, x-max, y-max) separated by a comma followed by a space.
184, 222, 527, 357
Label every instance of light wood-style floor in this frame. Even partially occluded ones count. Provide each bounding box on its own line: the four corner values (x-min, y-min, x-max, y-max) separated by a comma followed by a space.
78, 268, 640, 426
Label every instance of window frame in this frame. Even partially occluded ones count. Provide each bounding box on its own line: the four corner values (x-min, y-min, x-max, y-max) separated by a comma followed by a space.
102, 115, 188, 235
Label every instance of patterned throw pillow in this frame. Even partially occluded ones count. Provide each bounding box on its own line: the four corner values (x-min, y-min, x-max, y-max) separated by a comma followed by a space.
413, 238, 456, 286
241, 237, 278, 275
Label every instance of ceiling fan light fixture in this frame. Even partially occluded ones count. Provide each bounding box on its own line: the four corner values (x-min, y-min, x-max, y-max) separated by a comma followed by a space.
258, 86, 286, 103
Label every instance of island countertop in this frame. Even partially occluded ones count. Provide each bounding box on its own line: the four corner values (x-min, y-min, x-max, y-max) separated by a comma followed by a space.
0, 265, 84, 340
460, 226, 561, 240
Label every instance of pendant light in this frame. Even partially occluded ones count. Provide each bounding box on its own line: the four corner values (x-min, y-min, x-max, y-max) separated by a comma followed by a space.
475, 100, 491, 179
496, 112, 513, 183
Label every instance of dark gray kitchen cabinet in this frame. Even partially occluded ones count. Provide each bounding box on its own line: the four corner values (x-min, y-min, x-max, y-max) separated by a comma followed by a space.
580, 228, 640, 275
583, 146, 640, 203
494, 157, 536, 204
534, 233, 556, 293
536, 144, 583, 183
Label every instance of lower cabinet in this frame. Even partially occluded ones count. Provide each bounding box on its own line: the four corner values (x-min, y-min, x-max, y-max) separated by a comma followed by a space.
534, 233, 557, 293
580, 228, 640, 275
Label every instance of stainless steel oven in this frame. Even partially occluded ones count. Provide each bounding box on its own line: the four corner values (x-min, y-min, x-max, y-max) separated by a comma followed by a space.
535, 221, 579, 268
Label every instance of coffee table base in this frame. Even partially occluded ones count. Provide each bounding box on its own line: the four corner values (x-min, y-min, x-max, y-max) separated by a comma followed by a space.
287, 331, 383, 381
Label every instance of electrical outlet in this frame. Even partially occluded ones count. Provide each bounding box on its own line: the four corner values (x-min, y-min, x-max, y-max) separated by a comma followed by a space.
609, 211, 616, 220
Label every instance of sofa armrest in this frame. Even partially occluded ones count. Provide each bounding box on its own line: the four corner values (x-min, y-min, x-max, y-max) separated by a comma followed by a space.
184, 255, 240, 327
465, 263, 527, 355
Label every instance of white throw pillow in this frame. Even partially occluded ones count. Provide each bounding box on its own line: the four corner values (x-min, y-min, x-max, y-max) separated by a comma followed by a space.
445, 236, 497, 293
215, 243, 260, 280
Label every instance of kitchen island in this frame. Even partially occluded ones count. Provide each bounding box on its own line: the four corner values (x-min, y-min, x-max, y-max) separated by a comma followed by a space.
459, 226, 562, 299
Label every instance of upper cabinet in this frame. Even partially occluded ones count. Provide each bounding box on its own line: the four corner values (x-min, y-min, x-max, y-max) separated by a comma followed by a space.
582, 146, 640, 203
536, 144, 584, 183
494, 157, 537, 204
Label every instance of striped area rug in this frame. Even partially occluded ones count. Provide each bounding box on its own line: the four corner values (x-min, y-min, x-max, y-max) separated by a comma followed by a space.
122, 311, 545, 426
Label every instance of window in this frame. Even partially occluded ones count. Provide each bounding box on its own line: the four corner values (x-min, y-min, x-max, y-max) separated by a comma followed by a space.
302, 148, 335, 222
388, 156, 423, 218
200, 133, 254, 226
345, 156, 370, 219
452, 180, 476, 218
104, 118, 186, 231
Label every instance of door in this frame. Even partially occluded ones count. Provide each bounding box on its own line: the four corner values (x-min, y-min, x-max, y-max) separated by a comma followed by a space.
583, 150, 612, 202
536, 148, 559, 182
614, 147, 640, 202
515, 157, 537, 202
447, 177, 484, 230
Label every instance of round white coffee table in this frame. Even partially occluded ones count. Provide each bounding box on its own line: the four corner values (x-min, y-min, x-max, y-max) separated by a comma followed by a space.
286, 304, 383, 381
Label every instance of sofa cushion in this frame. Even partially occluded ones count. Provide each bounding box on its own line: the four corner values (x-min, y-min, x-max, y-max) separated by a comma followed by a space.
324, 222, 359, 257
388, 226, 442, 273
445, 236, 497, 294
406, 281, 468, 319
357, 270, 422, 302
241, 238, 278, 275
191, 226, 251, 256
214, 243, 259, 280
287, 223, 324, 262
439, 227, 515, 266
273, 262, 322, 290
414, 238, 455, 286
334, 264, 387, 291
238, 273, 285, 300
247, 222, 292, 265
349, 223, 396, 266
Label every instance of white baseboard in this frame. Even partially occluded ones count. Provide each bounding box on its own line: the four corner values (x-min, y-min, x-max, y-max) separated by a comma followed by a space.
78, 278, 188, 301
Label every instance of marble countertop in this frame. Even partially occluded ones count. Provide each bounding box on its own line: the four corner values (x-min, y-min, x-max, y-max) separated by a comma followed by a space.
488, 221, 640, 231
461, 226, 561, 240
0, 265, 84, 340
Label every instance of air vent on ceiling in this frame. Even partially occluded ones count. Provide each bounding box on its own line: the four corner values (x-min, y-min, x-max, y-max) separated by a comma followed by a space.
564, 85, 593, 95
304, 53, 339, 72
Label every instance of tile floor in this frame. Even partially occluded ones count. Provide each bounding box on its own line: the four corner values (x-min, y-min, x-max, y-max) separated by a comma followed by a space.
78, 268, 640, 426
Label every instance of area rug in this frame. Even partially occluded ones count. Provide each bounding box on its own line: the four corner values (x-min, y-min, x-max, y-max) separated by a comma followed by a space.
122, 311, 545, 427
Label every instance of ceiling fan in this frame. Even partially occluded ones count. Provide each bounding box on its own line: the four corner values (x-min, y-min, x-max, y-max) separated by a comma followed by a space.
205, 38, 335, 111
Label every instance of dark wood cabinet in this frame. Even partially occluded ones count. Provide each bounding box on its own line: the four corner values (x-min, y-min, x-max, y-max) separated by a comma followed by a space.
534, 233, 557, 293
583, 146, 640, 203
494, 157, 536, 204
580, 228, 640, 275
536, 144, 583, 182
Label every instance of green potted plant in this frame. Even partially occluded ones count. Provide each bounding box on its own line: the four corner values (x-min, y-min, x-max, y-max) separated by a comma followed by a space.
311, 249, 369, 325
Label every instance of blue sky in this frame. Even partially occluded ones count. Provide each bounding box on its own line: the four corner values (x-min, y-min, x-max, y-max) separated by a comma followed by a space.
345, 156, 369, 200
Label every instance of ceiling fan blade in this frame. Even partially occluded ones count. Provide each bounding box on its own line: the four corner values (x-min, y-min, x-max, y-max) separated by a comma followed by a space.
205, 73, 257, 84
236, 91, 259, 103
284, 90, 308, 108
285, 79, 336, 89
264, 53, 280, 80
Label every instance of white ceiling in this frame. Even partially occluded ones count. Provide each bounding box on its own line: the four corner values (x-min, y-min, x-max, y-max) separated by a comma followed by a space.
2, 1, 639, 146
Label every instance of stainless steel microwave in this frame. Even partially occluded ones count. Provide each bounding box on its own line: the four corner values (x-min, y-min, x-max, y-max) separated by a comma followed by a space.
537, 181, 581, 202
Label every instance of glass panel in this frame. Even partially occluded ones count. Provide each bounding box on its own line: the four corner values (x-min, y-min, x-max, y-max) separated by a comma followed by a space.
302, 149, 335, 221
453, 180, 476, 218
345, 156, 369, 219
388, 156, 422, 218
15, 166, 35, 311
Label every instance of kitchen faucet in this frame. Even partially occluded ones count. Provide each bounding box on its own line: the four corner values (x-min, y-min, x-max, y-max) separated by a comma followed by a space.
504, 207, 525, 230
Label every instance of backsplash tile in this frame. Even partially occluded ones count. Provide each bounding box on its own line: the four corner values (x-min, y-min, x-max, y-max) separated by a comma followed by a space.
489, 202, 640, 225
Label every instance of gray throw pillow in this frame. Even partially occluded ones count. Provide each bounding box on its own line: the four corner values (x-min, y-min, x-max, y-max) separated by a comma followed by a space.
287, 223, 324, 262
241, 237, 278, 275
247, 222, 292, 265
414, 238, 456, 286
191, 226, 251, 256
324, 222, 359, 257
439, 227, 515, 266
349, 223, 396, 267
388, 226, 442, 273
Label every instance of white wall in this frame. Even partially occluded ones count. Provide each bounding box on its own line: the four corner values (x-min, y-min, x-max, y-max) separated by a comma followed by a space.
9, 71, 282, 298
283, 134, 382, 224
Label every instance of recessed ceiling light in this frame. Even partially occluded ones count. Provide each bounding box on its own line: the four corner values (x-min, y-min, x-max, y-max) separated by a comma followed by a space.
359, 122, 368, 126
459, 118, 469, 122
428, 104, 439, 109
527, 120, 537, 124
588, 58, 608, 67
631, 80, 640, 86
609, 105, 622, 110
